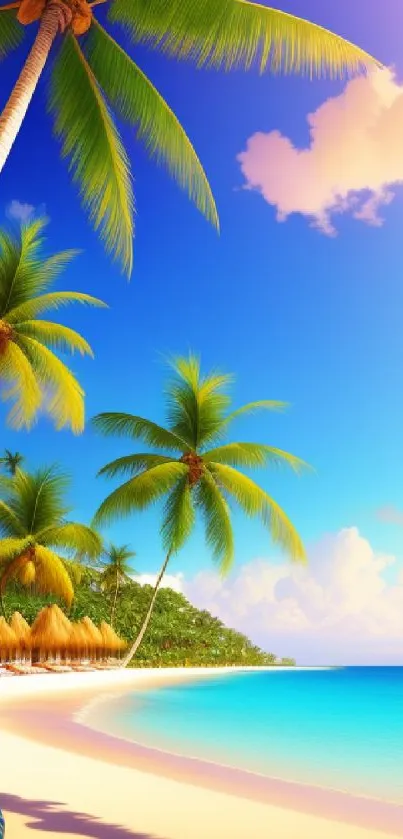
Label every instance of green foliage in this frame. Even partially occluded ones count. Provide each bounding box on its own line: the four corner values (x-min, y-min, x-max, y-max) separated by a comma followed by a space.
94, 353, 308, 568
110, 0, 376, 77
3, 570, 285, 668
0, 218, 105, 432
49, 34, 134, 277
0, 466, 102, 605
0, 9, 23, 61
85, 20, 218, 231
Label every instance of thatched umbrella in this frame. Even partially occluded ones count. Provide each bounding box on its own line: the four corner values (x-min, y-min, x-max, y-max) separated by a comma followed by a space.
30, 605, 72, 663
80, 617, 104, 661
100, 621, 127, 662
10, 612, 31, 663
68, 621, 92, 663
0, 617, 18, 663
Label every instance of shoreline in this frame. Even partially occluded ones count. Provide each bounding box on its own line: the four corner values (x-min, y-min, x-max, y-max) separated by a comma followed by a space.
1, 667, 402, 839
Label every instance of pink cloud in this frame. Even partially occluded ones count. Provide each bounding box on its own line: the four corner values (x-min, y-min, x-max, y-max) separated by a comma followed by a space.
237, 68, 403, 234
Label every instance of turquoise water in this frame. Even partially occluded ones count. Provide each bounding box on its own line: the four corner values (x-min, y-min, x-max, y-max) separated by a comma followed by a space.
89, 668, 403, 803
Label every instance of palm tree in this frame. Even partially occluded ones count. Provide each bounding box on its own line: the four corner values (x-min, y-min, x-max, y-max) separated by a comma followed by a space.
93, 354, 309, 666
0, 465, 102, 617
0, 2, 378, 276
0, 449, 24, 474
100, 543, 136, 627
0, 217, 106, 433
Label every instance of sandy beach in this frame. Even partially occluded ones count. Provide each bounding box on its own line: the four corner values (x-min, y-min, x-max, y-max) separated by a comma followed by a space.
1, 667, 402, 839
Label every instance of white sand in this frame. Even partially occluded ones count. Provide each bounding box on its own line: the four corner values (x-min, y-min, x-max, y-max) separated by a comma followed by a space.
1, 668, 401, 839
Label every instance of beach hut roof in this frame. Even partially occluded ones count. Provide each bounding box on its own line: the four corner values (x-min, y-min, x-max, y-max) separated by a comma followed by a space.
69, 622, 91, 648
80, 616, 103, 647
100, 621, 127, 651
31, 605, 72, 650
10, 612, 31, 648
0, 617, 18, 648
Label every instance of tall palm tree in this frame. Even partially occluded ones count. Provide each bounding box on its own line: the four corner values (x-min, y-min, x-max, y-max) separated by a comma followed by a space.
0, 465, 102, 616
0, 217, 106, 432
0, 1, 378, 276
93, 354, 309, 666
0, 449, 24, 474
100, 543, 136, 627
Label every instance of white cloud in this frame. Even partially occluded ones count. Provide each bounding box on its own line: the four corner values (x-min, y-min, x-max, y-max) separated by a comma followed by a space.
179, 529, 403, 665
6, 200, 35, 223
132, 572, 184, 594
237, 68, 403, 234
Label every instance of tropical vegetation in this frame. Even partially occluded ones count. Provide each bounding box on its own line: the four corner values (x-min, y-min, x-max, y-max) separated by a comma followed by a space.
0, 465, 102, 617
0, 218, 105, 432
100, 543, 136, 627
3, 566, 294, 667
93, 353, 308, 666
0, 0, 378, 275
0, 449, 23, 475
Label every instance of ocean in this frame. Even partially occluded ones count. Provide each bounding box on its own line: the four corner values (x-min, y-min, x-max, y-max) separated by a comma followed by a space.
85, 667, 403, 804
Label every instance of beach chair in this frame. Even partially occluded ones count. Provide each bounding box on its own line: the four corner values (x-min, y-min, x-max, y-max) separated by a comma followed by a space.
0, 806, 5, 838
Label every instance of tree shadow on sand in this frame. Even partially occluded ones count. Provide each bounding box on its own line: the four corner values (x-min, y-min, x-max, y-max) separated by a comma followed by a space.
0, 793, 165, 838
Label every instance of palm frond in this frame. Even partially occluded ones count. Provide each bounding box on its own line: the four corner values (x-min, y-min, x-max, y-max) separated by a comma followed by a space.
7, 291, 106, 325
203, 442, 309, 471
197, 469, 234, 574
86, 20, 218, 230
0, 500, 25, 538
0, 218, 49, 316
16, 335, 85, 434
94, 461, 188, 525
209, 462, 305, 561
98, 453, 175, 479
110, 0, 378, 77
16, 320, 95, 357
9, 467, 71, 537
166, 354, 232, 448
32, 544, 75, 606
161, 476, 195, 553
0, 338, 42, 430
0, 548, 32, 592
0, 9, 23, 61
92, 412, 189, 452
0, 537, 31, 564
37, 522, 103, 559
224, 400, 288, 426
48, 32, 134, 276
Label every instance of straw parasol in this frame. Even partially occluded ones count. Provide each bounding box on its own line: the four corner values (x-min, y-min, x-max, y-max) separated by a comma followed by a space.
10, 611, 31, 662
30, 605, 72, 662
100, 621, 127, 659
0, 617, 18, 662
68, 621, 91, 661
80, 617, 104, 661
10, 612, 31, 650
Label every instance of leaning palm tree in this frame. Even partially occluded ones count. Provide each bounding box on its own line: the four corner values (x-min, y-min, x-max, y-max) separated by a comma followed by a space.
0, 217, 106, 432
100, 543, 136, 627
0, 466, 102, 617
0, 1, 378, 276
0, 449, 24, 475
93, 354, 309, 666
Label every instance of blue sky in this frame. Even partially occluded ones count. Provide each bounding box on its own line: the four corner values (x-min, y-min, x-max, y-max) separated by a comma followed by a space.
1, 0, 403, 602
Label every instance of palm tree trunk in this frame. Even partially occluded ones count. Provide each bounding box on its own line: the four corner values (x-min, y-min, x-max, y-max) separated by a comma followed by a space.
120, 552, 172, 668
110, 574, 119, 628
0, 1, 72, 173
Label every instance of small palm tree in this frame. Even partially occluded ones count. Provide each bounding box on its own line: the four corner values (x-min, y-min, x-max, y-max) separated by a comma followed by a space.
100, 543, 136, 627
0, 449, 24, 475
0, 1, 378, 275
0, 465, 102, 617
93, 354, 309, 666
0, 217, 106, 432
